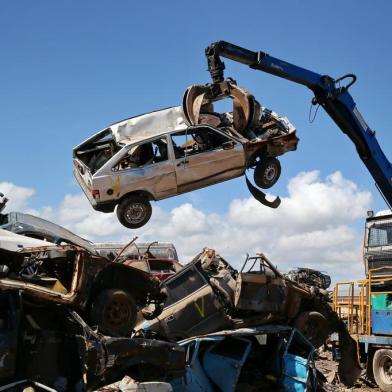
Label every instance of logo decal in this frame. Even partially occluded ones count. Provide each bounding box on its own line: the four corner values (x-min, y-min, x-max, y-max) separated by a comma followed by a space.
194, 297, 205, 317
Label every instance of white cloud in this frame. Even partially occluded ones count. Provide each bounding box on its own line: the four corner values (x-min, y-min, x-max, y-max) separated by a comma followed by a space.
0, 170, 371, 283
229, 171, 370, 233
0, 182, 35, 211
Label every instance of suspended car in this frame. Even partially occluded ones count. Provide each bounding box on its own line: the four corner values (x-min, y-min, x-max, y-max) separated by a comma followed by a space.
73, 79, 298, 229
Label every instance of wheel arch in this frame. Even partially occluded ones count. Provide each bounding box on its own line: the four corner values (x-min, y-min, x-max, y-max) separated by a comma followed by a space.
118, 190, 156, 203
87, 264, 159, 308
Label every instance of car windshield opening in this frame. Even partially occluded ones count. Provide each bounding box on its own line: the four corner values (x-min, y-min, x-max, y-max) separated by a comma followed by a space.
368, 222, 392, 247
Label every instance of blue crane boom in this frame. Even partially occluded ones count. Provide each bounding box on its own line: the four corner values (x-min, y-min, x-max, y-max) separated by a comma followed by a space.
205, 41, 392, 208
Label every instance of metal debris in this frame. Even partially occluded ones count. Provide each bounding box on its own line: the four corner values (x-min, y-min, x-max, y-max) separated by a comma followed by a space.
134, 248, 361, 387
0, 245, 166, 336
285, 267, 332, 290
0, 193, 362, 391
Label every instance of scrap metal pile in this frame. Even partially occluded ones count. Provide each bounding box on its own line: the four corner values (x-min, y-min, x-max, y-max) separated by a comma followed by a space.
0, 196, 361, 391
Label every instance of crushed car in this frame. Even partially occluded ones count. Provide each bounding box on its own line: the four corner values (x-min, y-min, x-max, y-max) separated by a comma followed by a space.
0, 202, 179, 264
97, 240, 179, 261
0, 245, 166, 336
0, 290, 185, 391
123, 257, 182, 282
135, 248, 361, 386
136, 249, 330, 345
0, 210, 98, 254
115, 241, 182, 282
170, 325, 317, 392
73, 80, 298, 228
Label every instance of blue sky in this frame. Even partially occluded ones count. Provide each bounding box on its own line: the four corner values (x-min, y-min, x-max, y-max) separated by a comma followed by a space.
1, 1, 391, 278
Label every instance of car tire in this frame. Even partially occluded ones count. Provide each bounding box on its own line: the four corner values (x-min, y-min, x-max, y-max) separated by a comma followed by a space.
373, 349, 392, 392
90, 289, 137, 336
116, 195, 152, 229
294, 311, 329, 348
254, 157, 281, 189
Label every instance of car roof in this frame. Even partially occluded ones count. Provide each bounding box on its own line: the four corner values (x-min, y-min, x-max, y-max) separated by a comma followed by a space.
2, 212, 97, 255
110, 106, 189, 145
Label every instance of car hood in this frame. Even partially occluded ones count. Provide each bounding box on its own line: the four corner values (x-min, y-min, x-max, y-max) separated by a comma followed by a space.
0, 228, 56, 251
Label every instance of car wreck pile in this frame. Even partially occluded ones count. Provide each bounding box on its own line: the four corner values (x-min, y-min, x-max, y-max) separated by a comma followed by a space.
0, 195, 361, 391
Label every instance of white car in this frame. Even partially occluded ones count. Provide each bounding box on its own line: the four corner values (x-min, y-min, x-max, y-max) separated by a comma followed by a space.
73, 80, 298, 228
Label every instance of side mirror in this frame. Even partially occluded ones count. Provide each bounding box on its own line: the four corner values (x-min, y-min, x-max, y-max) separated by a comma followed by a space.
222, 141, 235, 150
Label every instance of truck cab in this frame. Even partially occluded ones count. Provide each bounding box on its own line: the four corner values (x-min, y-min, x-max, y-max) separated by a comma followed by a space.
364, 210, 392, 277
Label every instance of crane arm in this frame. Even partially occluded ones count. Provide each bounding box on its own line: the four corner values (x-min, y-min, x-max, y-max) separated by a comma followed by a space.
205, 41, 392, 207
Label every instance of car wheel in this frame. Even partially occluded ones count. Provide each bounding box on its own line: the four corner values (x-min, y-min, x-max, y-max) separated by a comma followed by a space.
90, 289, 137, 336
373, 349, 392, 392
254, 157, 281, 189
294, 311, 329, 348
117, 195, 152, 229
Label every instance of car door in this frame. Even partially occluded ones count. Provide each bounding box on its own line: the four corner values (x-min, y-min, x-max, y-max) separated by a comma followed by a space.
157, 266, 227, 340
171, 126, 246, 194
102, 135, 177, 201
282, 330, 315, 391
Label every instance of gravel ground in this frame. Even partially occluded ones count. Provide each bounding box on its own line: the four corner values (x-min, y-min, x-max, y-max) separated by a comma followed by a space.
316, 350, 381, 392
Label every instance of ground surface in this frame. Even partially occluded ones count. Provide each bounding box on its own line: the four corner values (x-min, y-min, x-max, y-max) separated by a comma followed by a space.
316, 350, 381, 392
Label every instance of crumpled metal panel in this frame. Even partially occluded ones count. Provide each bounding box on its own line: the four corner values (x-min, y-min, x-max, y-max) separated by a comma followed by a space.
111, 106, 188, 144
234, 273, 287, 313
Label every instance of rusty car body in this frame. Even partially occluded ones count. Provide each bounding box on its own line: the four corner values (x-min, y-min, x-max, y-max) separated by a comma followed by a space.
0, 211, 98, 254
116, 240, 182, 282
73, 80, 298, 228
0, 245, 166, 336
135, 248, 361, 386
135, 249, 325, 344
0, 208, 180, 265
97, 241, 179, 261
0, 209, 180, 262
0, 290, 184, 391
